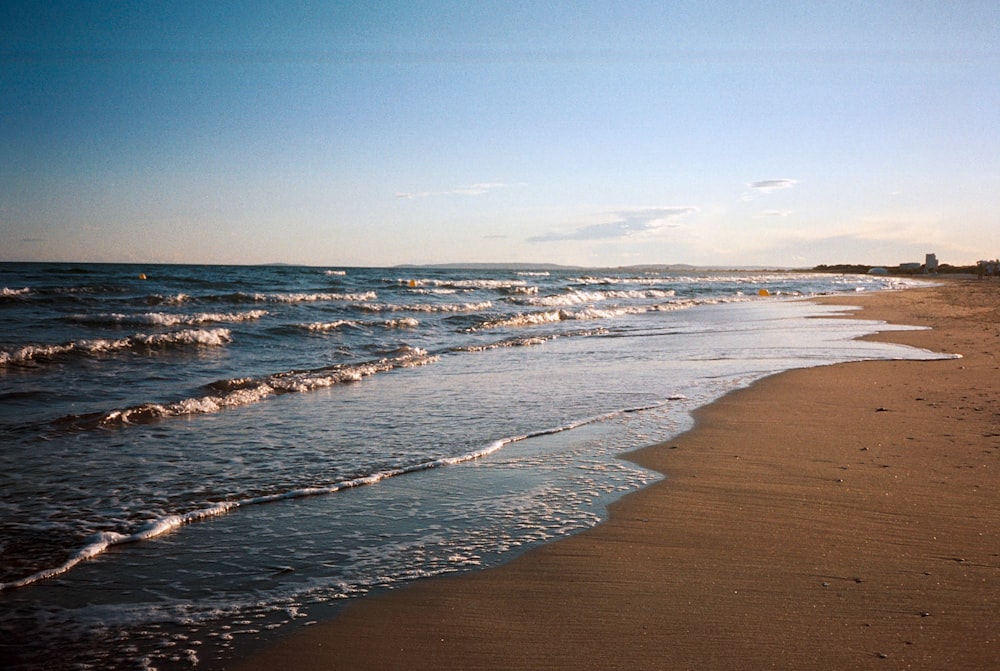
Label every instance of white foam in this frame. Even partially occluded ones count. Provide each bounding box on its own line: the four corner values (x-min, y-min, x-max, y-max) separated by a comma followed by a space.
133, 328, 232, 347
409, 288, 459, 295
149, 293, 191, 305
571, 275, 657, 285
1, 328, 232, 366
517, 289, 676, 307
452, 335, 557, 352
356, 301, 493, 314
574, 305, 647, 320
383, 318, 420, 328
253, 291, 376, 303
299, 318, 418, 331
0, 342, 79, 365
0, 503, 237, 591
473, 310, 564, 330
300, 320, 360, 332
648, 296, 751, 311
470, 305, 647, 331
507, 285, 539, 295
518, 291, 606, 307
68, 328, 232, 351
72, 310, 267, 326
451, 328, 608, 352
1, 286, 30, 297
91, 347, 438, 426
0, 530, 127, 590
399, 278, 529, 291
99, 383, 276, 424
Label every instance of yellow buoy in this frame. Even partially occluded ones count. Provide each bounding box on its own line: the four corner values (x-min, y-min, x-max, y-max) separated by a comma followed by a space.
138, 273, 147, 280
757, 288, 769, 296
408, 279, 417, 287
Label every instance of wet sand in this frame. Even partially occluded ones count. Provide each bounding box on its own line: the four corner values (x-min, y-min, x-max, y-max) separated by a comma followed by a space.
231, 280, 999, 670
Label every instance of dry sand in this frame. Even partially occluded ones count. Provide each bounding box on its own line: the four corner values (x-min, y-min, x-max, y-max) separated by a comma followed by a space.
232, 280, 999, 670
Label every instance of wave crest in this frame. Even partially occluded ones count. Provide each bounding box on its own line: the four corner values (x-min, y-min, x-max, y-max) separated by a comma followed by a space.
299, 318, 419, 332
59, 347, 438, 428
0, 328, 232, 366
69, 310, 267, 327
468, 306, 648, 331
355, 301, 492, 314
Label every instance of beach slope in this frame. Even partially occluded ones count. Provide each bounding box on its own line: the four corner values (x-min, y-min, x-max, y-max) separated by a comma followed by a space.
232, 281, 999, 670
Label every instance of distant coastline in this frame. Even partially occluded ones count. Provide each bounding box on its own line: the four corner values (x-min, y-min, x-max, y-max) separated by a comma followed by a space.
811, 262, 981, 276
1, 259, 984, 276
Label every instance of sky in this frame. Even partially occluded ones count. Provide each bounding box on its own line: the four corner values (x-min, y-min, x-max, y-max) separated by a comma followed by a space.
2, 1, 999, 268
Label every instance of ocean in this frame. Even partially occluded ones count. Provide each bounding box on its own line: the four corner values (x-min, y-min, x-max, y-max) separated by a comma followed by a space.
0, 262, 949, 669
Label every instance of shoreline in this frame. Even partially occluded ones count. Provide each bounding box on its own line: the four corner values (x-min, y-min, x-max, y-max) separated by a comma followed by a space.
231, 281, 999, 670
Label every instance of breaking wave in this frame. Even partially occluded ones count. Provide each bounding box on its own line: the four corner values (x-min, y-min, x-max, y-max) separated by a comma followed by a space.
244, 291, 377, 303
451, 328, 607, 352
55, 346, 438, 428
513, 289, 676, 307
0, 328, 233, 366
354, 301, 493, 314
68, 310, 268, 327
298, 318, 419, 332
1, 287, 31, 298
468, 306, 649, 331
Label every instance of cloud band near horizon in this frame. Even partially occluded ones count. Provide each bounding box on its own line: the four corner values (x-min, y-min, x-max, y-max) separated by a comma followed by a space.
529, 206, 697, 242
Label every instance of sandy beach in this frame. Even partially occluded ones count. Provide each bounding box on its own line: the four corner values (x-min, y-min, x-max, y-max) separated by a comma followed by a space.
232, 280, 999, 670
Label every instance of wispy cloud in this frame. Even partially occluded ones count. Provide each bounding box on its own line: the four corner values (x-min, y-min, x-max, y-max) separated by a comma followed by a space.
741, 178, 798, 201
755, 209, 794, 218
395, 182, 513, 199
529, 207, 697, 243
748, 178, 797, 192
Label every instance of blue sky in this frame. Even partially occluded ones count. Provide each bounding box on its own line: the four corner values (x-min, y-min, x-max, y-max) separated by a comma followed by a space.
3, 1, 999, 267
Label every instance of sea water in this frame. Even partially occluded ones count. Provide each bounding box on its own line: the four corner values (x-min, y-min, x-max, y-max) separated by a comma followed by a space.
0, 263, 951, 669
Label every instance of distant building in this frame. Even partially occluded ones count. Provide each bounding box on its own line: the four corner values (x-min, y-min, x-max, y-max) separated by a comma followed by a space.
900, 262, 921, 272
925, 253, 938, 272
